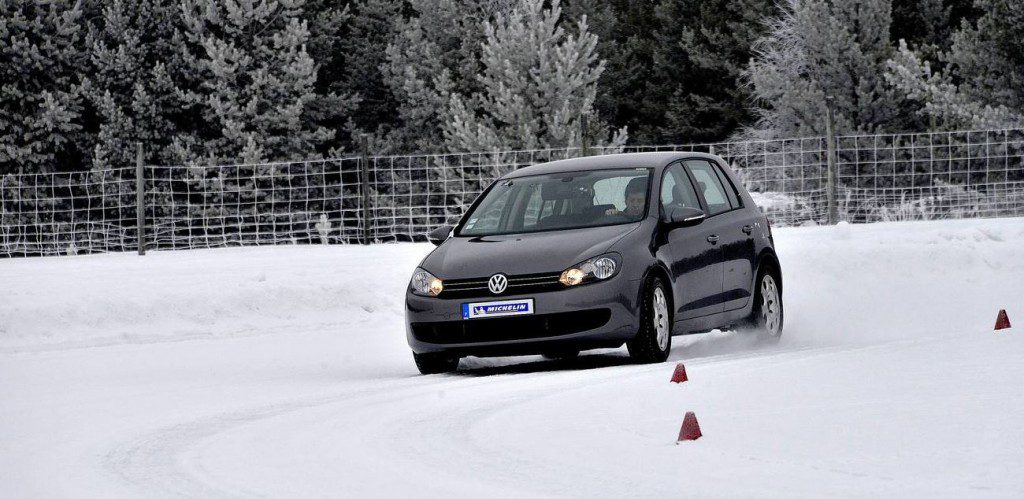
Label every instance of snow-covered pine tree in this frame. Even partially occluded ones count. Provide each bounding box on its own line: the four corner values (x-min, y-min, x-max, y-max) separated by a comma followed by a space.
84, 0, 196, 170
885, 0, 1024, 129
742, 0, 906, 139
890, 0, 968, 61
176, 0, 332, 164
1, 0, 89, 174
382, 0, 489, 153
442, 0, 626, 153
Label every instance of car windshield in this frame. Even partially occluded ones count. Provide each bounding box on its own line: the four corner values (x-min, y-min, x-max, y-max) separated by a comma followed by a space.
458, 168, 651, 236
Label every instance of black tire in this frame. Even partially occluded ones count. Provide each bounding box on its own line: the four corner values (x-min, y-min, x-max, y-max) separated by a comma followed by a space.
541, 350, 579, 360
413, 352, 460, 374
627, 276, 672, 363
742, 264, 784, 343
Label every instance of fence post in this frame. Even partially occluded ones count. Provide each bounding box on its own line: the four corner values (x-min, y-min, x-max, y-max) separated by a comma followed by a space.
135, 142, 146, 255
580, 114, 591, 157
825, 96, 838, 225
359, 135, 372, 245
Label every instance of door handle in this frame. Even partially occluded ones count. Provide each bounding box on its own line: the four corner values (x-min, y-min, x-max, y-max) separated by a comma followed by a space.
706, 234, 719, 244
742, 225, 753, 235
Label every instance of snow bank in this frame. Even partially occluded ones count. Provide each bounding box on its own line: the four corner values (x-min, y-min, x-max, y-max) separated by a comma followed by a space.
2, 218, 1022, 352
776, 218, 1024, 345
0, 244, 425, 351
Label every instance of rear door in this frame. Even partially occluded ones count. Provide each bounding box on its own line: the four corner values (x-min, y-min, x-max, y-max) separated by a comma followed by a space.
659, 162, 724, 320
685, 159, 757, 312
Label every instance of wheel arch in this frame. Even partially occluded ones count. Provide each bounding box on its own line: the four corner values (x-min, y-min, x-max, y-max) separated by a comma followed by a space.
641, 262, 674, 315
754, 249, 783, 296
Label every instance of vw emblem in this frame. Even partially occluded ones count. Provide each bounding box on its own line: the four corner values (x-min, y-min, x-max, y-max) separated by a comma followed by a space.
488, 274, 508, 294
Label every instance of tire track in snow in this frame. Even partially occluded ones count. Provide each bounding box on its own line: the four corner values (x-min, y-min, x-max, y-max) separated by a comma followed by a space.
104, 341, 860, 497
103, 365, 636, 497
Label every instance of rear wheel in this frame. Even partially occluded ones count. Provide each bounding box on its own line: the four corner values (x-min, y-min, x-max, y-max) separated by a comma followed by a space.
413, 352, 460, 374
743, 266, 783, 342
627, 276, 672, 363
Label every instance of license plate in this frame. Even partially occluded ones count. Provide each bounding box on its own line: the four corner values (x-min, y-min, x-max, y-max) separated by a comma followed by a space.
462, 299, 535, 319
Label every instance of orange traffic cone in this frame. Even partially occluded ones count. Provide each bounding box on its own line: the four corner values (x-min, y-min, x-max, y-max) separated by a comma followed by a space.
995, 309, 1012, 331
677, 412, 702, 442
670, 363, 688, 383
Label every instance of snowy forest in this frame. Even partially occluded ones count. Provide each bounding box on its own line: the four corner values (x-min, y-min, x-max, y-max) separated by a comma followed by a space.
2, 0, 1022, 175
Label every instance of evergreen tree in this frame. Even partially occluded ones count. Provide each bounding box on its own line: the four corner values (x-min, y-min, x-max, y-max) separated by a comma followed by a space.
175, 0, 332, 164
383, 0, 503, 152
655, 0, 778, 143
334, 0, 404, 149
885, 0, 1024, 129
743, 0, 905, 139
563, 0, 655, 142
303, 0, 360, 155
946, 0, 1023, 115
443, 0, 625, 152
890, 0, 975, 60
563, 0, 776, 144
83, 0, 195, 169
1, 0, 89, 174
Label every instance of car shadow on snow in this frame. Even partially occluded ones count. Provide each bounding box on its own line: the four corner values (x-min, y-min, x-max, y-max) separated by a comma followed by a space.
453, 329, 777, 377
455, 351, 633, 376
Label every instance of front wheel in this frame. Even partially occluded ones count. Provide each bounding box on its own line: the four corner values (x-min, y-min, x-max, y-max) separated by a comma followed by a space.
627, 276, 672, 363
743, 267, 784, 342
413, 352, 460, 374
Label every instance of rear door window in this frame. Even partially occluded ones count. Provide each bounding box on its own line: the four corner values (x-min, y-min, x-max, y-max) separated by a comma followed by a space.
685, 160, 734, 216
712, 162, 740, 208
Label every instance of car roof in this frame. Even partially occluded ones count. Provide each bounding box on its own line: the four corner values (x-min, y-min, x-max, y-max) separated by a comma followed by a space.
501, 151, 721, 179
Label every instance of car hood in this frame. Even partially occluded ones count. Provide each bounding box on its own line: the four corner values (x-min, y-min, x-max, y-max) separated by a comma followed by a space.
421, 223, 640, 279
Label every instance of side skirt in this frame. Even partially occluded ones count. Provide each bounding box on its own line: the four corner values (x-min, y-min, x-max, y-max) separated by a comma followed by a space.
672, 301, 755, 336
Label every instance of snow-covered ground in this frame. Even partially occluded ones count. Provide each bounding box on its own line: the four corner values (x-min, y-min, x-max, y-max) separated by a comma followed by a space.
2, 218, 1023, 497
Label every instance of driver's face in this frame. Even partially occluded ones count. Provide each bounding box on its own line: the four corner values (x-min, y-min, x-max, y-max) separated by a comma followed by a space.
625, 191, 645, 215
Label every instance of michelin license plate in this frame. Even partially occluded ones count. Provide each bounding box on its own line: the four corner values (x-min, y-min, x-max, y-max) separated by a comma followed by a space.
462, 299, 535, 319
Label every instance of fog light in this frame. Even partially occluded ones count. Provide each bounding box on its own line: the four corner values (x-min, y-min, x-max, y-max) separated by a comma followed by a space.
560, 268, 586, 286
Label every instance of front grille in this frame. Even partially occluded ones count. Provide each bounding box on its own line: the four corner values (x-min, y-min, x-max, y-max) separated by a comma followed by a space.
411, 308, 612, 344
440, 271, 563, 299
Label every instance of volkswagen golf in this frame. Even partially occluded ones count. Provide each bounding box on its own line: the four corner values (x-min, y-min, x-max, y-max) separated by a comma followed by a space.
405, 152, 783, 374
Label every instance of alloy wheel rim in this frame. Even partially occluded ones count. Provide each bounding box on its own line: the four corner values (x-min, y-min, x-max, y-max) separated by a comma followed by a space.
760, 275, 781, 335
653, 286, 670, 350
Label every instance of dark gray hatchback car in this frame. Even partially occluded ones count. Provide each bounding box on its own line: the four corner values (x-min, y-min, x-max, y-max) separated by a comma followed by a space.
405, 152, 783, 374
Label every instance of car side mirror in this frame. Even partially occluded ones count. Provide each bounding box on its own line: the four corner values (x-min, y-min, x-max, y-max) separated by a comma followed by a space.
666, 206, 706, 227
427, 225, 453, 246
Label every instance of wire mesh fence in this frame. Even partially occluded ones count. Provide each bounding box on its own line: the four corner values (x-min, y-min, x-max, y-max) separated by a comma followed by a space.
144, 160, 363, 250
834, 129, 1024, 222
2, 128, 1023, 257
0, 168, 139, 256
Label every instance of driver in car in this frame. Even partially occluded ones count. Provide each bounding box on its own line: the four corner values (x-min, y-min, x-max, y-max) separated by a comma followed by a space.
605, 177, 648, 218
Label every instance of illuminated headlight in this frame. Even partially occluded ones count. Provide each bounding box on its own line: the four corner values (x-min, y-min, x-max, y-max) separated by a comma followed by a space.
560, 268, 586, 286
410, 268, 443, 296
560, 254, 620, 286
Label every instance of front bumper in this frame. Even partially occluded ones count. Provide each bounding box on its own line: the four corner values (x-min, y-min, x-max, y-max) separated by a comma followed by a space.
405, 277, 641, 356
